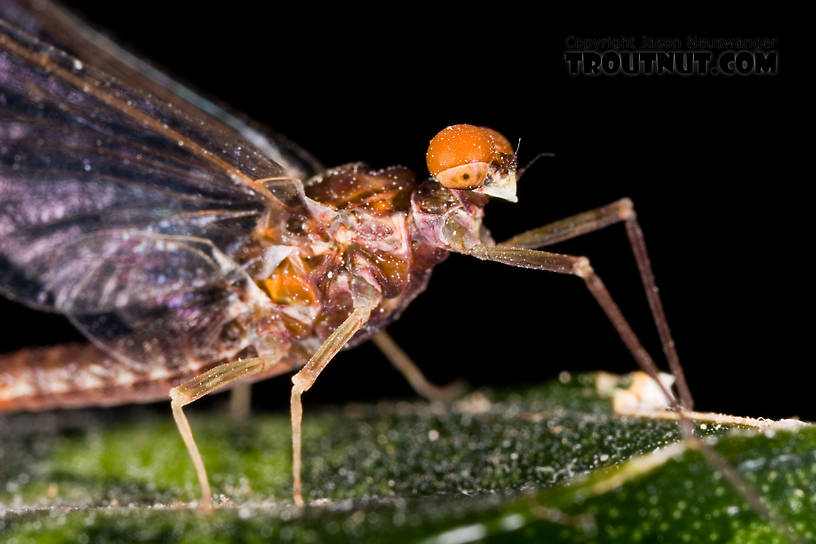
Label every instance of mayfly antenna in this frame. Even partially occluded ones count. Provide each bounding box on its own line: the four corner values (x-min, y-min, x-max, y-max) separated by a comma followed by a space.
517, 151, 556, 180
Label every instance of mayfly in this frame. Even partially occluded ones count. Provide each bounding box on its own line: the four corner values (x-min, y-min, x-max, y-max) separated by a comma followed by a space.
0, 0, 789, 530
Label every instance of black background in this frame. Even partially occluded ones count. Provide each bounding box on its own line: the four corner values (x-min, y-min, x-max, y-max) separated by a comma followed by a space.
1, 4, 803, 420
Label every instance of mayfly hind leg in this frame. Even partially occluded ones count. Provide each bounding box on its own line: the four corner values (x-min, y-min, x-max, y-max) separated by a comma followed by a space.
371, 330, 467, 401
290, 300, 377, 506
497, 197, 692, 409
169, 356, 275, 512
228, 382, 252, 420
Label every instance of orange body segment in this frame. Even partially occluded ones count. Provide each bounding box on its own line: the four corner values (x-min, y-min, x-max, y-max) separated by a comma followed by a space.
262, 259, 317, 306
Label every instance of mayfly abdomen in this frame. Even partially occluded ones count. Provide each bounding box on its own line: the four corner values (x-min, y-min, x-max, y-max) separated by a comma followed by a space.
0, 342, 294, 412
0, 343, 172, 411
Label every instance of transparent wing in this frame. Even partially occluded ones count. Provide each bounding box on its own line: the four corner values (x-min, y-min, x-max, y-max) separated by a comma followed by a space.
0, 15, 274, 307
64, 232, 264, 374
0, 0, 324, 181
0, 12, 297, 370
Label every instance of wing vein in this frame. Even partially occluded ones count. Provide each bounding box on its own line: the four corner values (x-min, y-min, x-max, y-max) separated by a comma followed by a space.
0, 22, 277, 201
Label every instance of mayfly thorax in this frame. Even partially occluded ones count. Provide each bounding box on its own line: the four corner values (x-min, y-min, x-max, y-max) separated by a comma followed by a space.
0, 0, 791, 532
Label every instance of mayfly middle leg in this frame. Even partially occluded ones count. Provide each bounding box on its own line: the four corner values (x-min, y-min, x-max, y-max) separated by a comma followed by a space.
169, 282, 380, 511
289, 289, 380, 507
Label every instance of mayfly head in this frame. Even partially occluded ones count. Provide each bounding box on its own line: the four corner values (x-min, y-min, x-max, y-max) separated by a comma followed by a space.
425, 124, 518, 202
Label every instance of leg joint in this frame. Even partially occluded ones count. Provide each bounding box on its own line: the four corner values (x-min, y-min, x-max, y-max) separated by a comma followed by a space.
617, 197, 636, 220
291, 373, 309, 393
572, 256, 594, 278
169, 387, 187, 406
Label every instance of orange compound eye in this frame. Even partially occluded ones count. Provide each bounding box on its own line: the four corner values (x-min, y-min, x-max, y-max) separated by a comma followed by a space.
426, 124, 513, 189
480, 127, 514, 156
426, 124, 492, 177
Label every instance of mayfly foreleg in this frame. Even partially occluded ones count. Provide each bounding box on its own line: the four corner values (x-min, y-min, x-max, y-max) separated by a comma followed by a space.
470, 245, 798, 539
469, 246, 677, 405
498, 198, 692, 409
371, 330, 467, 401
169, 356, 275, 512
290, 299, 378, 507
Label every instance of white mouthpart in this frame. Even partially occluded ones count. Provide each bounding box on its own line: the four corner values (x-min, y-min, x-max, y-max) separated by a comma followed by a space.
476, 172, 518, 202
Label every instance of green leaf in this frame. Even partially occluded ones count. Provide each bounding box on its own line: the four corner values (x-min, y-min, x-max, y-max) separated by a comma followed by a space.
0, 372, 812, 543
